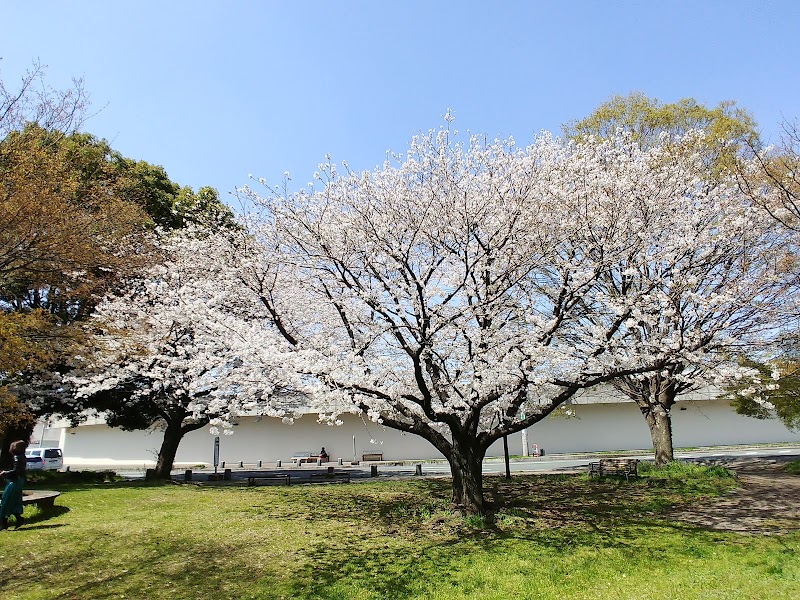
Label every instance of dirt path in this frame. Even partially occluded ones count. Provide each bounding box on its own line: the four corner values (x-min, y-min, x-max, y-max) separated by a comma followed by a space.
671, 458, 800, 534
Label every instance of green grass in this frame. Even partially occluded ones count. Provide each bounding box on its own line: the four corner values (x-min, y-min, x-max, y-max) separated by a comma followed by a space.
1, 466, 797, 599
786, 460, 800, 475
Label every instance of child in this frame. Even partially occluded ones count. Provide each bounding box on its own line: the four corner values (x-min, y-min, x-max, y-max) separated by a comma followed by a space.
0, 440, 27, 530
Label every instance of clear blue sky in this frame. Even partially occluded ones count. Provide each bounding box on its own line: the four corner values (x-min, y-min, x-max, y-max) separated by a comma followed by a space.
3, 1, 799, 205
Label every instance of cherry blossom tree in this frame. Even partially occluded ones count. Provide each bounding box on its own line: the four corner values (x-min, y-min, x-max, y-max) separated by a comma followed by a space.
565, 97, 792, 465
234, 127, 725, 515
594, 132, 792, 464
71, 232, 294, 478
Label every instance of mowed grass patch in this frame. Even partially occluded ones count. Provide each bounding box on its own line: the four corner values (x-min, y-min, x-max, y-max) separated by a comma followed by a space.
0, 467, 796, 600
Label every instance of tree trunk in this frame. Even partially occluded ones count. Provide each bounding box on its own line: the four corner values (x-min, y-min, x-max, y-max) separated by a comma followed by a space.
153, 415, 209, 479
448, 436, 486, 516
643, 404, 674, 466
154, 419, 183, 479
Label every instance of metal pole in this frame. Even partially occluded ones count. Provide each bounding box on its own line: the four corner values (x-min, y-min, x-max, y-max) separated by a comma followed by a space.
503, 435, 511, 480
213, 436, 220, 475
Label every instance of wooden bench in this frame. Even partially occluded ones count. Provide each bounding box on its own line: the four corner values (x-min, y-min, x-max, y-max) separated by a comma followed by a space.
247, 475, 291, 486
588, 459, 639, 481
309, 472, 350, 484
13, 490, 61, 508
362, 453, 383, 461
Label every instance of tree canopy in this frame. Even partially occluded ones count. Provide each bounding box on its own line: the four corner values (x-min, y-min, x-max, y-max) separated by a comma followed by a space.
0, 63, 237, 450
562, 94, 781, 465
70, 232, 293, 477
205, 125, 793, 514
564, 92, 759, 177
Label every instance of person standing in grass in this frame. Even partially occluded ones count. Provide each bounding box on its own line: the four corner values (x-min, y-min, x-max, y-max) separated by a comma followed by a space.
0, 440, 27, 530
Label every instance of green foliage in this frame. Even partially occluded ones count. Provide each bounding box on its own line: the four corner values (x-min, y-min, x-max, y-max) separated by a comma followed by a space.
785, 460, 800, 475
564, 92, 758, 147
725, 354, 800, 431
564, 92, 760, 177
81, 382, 165, 431
24, 468, 120, 484
58, 130, 236, 231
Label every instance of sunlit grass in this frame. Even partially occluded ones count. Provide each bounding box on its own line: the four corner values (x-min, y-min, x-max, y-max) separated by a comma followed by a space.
1, 467, 797, 599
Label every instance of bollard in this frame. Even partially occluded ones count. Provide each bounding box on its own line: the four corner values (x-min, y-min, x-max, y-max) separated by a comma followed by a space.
317, 458, 323, 466
415, 464, 422, 476
184, 469, 193, 482
370, 465, 378, 477
224, 468, 232, 481
238, 461, 244, 468
258, 460, 262, 468
338, 457, 343, 466
65, 466, 71, 472
276, 459, 281, 467
221, 461, 225, 468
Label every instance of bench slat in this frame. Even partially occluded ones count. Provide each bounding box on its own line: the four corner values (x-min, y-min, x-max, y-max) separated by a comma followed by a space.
247, 475, 291, 486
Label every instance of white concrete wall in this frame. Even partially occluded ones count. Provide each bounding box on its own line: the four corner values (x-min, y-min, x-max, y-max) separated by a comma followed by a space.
58, 397, 800, 468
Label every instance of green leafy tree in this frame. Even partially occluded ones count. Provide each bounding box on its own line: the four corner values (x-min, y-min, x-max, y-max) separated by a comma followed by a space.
726, 352, 800, 431
1, 63, 236, 444
564, 91, 759, 176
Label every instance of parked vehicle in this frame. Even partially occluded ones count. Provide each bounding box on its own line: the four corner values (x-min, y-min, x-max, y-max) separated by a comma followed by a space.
25, 447, 63, 471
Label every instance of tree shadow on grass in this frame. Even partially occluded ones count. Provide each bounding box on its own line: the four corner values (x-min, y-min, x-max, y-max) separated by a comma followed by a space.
0, 472, 741, 599
275, 472, 719, 599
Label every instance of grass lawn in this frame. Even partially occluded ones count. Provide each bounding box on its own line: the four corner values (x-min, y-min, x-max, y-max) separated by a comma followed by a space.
1, 464, 798, 599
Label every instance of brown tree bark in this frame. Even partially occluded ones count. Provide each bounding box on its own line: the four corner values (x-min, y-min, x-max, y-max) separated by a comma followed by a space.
447, 435, 487, 515
643, 404, 674, 466
153, 414, 207, 479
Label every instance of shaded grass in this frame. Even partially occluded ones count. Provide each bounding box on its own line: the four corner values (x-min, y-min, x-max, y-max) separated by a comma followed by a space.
0, 467, 797, 599
786, 460, 800, 475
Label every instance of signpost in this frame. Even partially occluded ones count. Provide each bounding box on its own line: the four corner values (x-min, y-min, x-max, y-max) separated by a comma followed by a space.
213, 436, 220, 475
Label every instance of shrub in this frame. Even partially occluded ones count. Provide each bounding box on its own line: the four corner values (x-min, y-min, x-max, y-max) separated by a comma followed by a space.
25, 469, 120, 485
638, 460, 735, 479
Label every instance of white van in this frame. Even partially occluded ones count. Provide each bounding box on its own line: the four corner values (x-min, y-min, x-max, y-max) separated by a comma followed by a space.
25, 447, 63, 471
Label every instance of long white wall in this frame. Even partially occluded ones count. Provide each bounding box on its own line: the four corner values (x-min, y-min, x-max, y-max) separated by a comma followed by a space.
57, 397, 800, 469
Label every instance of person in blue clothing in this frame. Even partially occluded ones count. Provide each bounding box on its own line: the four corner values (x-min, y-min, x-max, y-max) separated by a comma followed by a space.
0, 440, 27, 530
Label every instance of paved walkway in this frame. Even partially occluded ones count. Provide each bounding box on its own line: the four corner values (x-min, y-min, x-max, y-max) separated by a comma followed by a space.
671, 457, 800, 534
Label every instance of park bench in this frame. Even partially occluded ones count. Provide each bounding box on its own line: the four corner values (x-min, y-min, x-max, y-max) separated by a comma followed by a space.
247, 475, 291, 486
588, 458, 639, 481
361, 453, 383, 461
309, 471, 350, 484
12, 490, 61, 508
